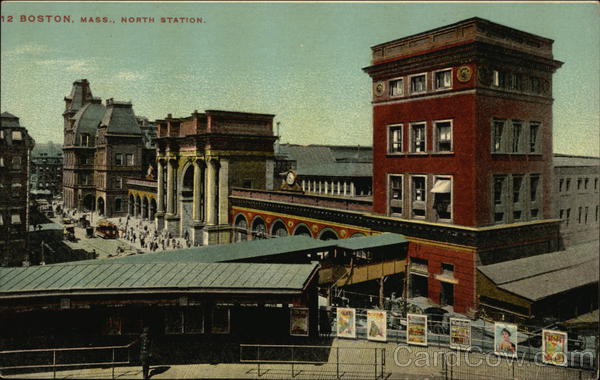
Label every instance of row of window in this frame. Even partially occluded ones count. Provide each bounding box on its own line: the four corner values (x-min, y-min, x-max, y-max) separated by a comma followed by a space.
0, 212, 22, 226
558, 177, 599, 193
493, 173, 541, 224
559, 205, 599, 226
387, 120, 453, 154
115, 153, 135, 166
384, 68, 454, 98
0, 156, 22, 170
492, 119, 541, 154
491, 70, 547, 95
388, 174, 453, 222
0, 129, 24, 141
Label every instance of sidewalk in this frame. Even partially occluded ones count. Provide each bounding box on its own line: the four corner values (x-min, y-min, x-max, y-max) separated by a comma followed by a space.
3, 339, 595, 380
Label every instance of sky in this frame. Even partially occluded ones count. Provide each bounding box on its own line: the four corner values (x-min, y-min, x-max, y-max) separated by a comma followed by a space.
1, 1, 599, 156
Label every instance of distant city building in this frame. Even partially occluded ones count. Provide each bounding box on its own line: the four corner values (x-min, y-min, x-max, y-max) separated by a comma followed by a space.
30, 142, 63, 197
554, 154, 600, 247
62, 79, 155, 217
0, 112, 35, 266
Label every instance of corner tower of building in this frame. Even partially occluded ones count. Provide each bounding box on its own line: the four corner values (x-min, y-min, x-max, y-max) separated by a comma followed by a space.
363, 17, 563, 227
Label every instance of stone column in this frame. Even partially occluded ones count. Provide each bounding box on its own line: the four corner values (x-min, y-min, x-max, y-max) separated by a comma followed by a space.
205, 159, 216, 226
156, 160, 165, 213
166, 159, 175, 215
192, 160, 203, 222
343, 181, 348, 196
350, 182, 356, 197
165, 158, 180, 237
218, 159, 229, 225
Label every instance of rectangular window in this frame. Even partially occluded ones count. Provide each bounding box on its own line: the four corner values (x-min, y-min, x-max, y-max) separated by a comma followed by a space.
492, 119, 506, 153
508, 73, 522, 91
116, 177, 123, 189
530, 175, 540, 202
411, 176, 426, 218
566, 178, 571, 191
388, 125, 403, 153
410, 122, 426, 153
81, 134, 90, 147
559, 178, 564, 192
389, 175, 403, 216
409, 73, 427, 94
493, 175, 507, 223
527, 122, 540, 154
578, 207, 582, 224
126, 153, 134, 166
432, 176, 452, 221
566, 208, 571, 226
530, 77, 541, 94
434, 69, 452, 90
585, 207, 589, 224
115, 153, 123, 166
389, 78, 404, 97
512, 175, 524, 220
512, 121, 523, 153
577, 178, 582, 191
596, 205, 599, 222
595, 178, 598, 190
11, 156, 22, 170
212, 306, 230, 334
559, 209, 564, 221
493, 70, 506, 88
584, 178, 589, 190
434, 121, 452, 152
11, 130, 22, 141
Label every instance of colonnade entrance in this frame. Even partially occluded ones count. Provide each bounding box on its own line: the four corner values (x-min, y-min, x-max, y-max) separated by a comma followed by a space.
155, 157, 229, 245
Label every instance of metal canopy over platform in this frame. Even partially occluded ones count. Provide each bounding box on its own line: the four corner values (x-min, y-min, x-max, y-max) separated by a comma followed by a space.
0, 261, 320, 299
336, 232, 408, 251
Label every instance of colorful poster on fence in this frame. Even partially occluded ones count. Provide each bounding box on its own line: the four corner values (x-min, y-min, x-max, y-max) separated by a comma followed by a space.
407, 313, 427, 346
494, 322, 518, 358
542, 329, 568, 366
290, 307, 309, 336
449, 318, 471, 351
337, 307, 356, 339
367, 310, 387, 342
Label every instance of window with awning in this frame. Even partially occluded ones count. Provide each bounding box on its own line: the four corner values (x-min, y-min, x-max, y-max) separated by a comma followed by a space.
432, 178, 452, 221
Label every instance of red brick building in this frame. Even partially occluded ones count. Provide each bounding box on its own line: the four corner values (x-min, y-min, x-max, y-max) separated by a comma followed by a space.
362, 18, 563, 312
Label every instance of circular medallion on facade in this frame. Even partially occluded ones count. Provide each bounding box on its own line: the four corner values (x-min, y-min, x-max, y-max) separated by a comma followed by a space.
456, 66, 472, 83
311, 224, 319, 232
340, 230, 347, 237
266, 217, 272, 223
374, 81, 385, 97
285, 170, 297, 186
287, 220, 295, 228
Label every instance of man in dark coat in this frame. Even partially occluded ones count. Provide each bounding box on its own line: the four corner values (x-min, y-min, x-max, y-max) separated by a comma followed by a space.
140, 327, 151, 379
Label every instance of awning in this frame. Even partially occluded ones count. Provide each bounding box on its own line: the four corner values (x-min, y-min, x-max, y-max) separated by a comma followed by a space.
431, 179, 451, 193
12, 213, 21, 224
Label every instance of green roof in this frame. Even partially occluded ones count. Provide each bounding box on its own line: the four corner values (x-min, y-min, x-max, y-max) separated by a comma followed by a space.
68, 235, 336, 265
336, 232, 408, 250
0, 262, 320, 298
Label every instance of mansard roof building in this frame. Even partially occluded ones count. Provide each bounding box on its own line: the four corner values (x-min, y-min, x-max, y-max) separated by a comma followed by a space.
62, 79, 156, 217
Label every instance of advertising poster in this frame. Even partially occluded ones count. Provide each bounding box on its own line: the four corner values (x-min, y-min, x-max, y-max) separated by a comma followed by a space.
367, 310, 387, 342
542, 329, 568, 366
336, 307, 356, 339
407, 313, 428, 346
449, 318, 471, 351
494, 322, 518, 358
290, 307, 309, 336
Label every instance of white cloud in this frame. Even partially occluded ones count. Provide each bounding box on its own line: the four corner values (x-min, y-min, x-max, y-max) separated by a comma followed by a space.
3, 44, 50, 57
114, 71, 145, 81
35, 59, 96, 72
